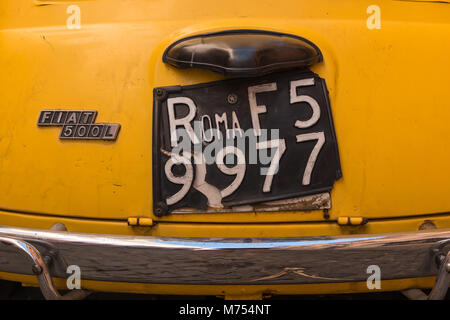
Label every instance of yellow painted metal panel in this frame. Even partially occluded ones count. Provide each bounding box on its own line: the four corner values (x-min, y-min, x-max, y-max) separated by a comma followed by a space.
0, 0, 449, 224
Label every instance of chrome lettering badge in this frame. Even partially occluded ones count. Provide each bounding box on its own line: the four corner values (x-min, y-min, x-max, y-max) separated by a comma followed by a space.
37, 110, 121, 140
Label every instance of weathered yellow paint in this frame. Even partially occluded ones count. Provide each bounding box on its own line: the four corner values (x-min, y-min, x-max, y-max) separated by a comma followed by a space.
1, 0, 450, 295
0, 0, 450, 222
0, 0, 449, 223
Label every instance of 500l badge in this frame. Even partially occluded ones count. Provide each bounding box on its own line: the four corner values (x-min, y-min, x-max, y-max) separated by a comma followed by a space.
37, 110, 121, 141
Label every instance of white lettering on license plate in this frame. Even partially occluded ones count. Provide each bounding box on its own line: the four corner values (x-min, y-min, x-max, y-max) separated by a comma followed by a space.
163, 77, 326, 207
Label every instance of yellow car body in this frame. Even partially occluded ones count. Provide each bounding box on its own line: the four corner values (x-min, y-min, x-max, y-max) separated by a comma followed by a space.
1, 0, 450, 298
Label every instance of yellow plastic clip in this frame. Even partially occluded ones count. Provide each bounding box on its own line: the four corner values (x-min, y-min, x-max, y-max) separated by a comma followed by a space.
337, 216, 368, 226
127, 217, 154, 227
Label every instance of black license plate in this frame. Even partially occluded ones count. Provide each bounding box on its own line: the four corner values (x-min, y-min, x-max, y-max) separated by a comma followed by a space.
153, 70, 341, 216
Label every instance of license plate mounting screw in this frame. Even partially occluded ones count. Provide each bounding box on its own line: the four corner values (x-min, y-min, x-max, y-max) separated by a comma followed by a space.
155, 202, 168, 216
155, 88, 168, 100
227, 93, 238, 104
323, 209, 330, 220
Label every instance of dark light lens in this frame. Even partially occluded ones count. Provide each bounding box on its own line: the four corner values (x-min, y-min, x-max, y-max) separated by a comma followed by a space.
163, 30, 322, 77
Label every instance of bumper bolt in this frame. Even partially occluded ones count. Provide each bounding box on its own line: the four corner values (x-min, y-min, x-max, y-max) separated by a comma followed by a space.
32, 264, 42, 275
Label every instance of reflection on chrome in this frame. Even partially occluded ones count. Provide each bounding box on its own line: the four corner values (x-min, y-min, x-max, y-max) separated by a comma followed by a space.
0, 226, 449, 299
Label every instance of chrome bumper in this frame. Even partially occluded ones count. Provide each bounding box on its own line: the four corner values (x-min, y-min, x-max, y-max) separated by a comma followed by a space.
0, 225, 449, 299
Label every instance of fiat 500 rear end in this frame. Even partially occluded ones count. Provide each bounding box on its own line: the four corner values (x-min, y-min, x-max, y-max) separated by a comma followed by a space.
0, 0, 449, 300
